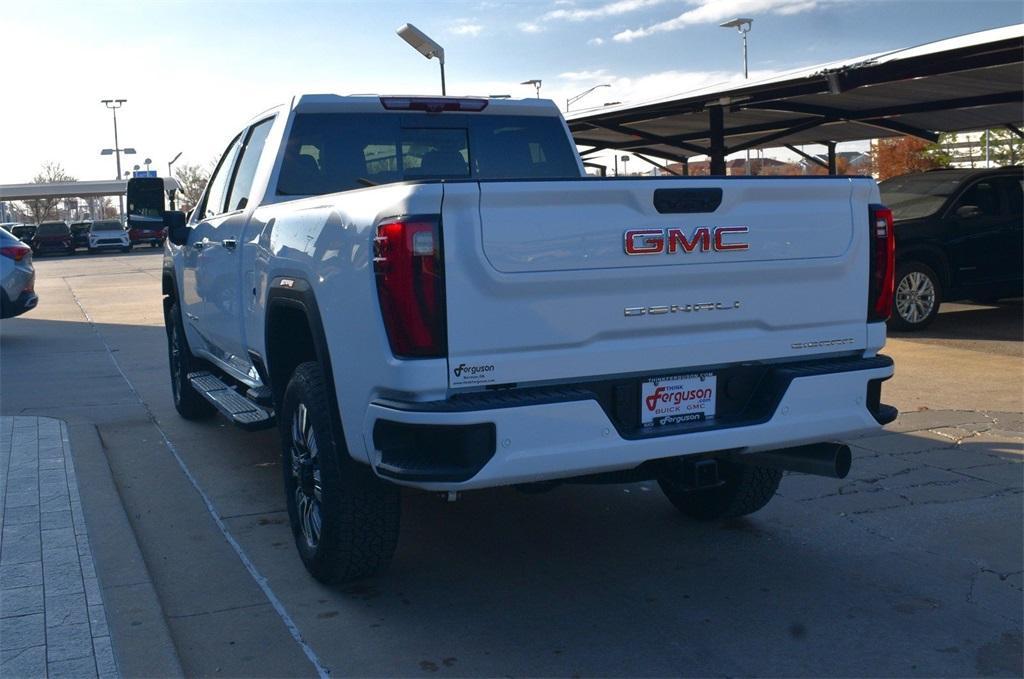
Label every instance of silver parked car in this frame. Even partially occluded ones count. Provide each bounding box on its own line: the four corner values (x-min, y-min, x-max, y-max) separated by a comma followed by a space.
1, 227, 38, 319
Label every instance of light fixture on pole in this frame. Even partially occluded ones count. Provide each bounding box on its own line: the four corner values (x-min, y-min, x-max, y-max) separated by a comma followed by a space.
520, 79, 542, 98
396, 23, 447, 95
719, 18, 753, 175
719, 18, 752, 78
101, 98, 131, 217
566, 83, 610, 111
144, 158, 152, 172
168, 151, 182, 178
620, 155, 630, 176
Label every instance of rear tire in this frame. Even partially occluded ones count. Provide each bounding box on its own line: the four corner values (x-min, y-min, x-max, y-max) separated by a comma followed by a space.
658, 459, 782, 520
889, 261, 941, 331
166, 301, 216, 420
280, 361, 400, 583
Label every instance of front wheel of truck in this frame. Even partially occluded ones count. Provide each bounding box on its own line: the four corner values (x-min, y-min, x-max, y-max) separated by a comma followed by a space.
166, 301, 216, 420
658, 459, 782, 520
281, 361, 400, 583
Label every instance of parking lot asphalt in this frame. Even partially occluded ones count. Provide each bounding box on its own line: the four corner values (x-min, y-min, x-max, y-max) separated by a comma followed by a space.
1, 250, 1021, 678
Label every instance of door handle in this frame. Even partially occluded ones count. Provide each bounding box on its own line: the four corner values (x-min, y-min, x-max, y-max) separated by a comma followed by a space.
192, 241, 205, 250
222, 239, 237, 251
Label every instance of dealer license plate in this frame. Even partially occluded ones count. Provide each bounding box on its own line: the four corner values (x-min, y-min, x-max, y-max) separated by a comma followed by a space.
640, 373, 717, 427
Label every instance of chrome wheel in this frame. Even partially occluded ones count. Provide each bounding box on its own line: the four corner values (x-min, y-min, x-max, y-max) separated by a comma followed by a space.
895, 271, 936, 324
290, 403, 322, 549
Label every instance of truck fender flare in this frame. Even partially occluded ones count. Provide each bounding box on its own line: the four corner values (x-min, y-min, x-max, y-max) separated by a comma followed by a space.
264, 277, 344, 435
897, 244, 951, 289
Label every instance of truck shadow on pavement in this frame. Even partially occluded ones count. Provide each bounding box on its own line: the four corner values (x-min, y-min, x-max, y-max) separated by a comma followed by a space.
888, 299, 1022, 343
2, 315, 1022, 677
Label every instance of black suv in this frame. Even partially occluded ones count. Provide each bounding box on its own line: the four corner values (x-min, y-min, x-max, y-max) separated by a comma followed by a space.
879, 167, 1023, 330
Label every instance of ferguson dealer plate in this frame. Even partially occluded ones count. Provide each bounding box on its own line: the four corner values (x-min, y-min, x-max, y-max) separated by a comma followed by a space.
640, 373, 717, 427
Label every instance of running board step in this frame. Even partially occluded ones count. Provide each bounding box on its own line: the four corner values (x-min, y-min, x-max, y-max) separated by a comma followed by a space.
188, 371, 275, 431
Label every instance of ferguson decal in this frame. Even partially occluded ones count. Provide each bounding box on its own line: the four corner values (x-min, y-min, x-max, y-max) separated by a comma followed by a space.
624, 226, 749, 255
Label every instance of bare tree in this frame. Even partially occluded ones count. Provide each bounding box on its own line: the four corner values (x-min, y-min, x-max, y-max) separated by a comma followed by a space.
20, 162, 78, 223
173, 163, 210, 212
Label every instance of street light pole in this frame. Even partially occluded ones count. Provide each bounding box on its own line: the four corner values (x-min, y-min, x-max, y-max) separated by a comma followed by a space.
566, 84, 610, 112
719, 19, 753, 174
520, 79, 542, 99
101, 99, 127, 218
396, 24, 447, 95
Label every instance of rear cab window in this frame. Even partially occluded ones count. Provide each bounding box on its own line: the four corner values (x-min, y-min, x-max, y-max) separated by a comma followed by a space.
276, 112, 580, 197
36, 223, 69, 236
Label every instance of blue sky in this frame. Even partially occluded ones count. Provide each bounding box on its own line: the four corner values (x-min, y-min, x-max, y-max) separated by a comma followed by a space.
2, 0, 1021, 184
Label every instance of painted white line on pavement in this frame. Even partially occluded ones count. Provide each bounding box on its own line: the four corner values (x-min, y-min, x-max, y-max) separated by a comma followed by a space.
63, 278, 332, 678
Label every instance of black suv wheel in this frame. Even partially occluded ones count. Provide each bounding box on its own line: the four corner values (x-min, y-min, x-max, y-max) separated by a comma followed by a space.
281, 361, 400, 583
890, 261, 942, 331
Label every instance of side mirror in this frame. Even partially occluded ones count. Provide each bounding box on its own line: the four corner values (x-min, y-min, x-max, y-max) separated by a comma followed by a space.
956, 204, 982, 219
164, 211, 189, 246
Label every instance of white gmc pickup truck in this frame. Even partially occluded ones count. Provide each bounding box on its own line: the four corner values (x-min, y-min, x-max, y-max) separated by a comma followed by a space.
151, 94, 897, 583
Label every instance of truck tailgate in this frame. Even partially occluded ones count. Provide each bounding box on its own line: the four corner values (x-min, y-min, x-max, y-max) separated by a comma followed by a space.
441, 178, 873, 388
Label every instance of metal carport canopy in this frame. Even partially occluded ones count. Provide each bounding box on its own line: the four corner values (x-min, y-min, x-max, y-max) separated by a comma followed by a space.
0, 178, 181, 202
566, 24, 1023, 175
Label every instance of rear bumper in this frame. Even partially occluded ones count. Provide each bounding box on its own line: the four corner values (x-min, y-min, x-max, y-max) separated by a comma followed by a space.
89, 241, 129, 250
1, 289, 39, 319
362, 355, 896, 490
32, 241, 71, 252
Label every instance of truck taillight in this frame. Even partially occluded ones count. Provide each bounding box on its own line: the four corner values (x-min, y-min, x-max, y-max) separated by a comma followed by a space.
373, 217, 446, 358
868, 204, 895, 322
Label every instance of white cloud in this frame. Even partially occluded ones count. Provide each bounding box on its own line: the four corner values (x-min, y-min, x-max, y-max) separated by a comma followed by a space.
518, 21, 544, 33
450, 21, 484, 37
614, 0, 822, 42
559, 69, 612, 81
545, 0, 674, 21
588, 37, 605, 45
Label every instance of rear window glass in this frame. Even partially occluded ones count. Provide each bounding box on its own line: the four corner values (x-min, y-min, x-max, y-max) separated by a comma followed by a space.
879, 173, 965, 220
277, 112, 579, 196
37, 223, 69, 236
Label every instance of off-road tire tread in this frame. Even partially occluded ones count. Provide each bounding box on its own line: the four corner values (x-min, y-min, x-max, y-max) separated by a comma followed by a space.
658, 461, 782, 520
283, 362, 400, 583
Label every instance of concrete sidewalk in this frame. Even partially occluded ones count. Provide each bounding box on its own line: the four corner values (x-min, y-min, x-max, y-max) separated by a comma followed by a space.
0, 417, 118, 679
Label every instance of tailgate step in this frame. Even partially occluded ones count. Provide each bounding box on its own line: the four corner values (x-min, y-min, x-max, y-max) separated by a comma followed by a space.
189, 371, 274, 430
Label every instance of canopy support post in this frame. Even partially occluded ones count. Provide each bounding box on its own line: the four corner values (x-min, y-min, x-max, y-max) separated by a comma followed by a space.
823, 141, 838, 175
709, 106, 727, 175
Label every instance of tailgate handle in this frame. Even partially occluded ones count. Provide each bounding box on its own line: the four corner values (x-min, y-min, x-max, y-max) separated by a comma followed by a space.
653, 188, 723, 214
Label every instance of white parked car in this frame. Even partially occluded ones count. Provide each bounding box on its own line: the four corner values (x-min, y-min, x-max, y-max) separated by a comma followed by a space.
88, 219, 131, 253
147, 94, 897, 582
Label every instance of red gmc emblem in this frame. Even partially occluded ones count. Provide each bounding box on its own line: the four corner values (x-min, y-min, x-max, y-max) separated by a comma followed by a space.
624, 227, 749, 255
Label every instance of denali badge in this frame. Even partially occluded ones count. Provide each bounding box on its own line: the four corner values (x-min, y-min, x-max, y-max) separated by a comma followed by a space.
625, 301, 741, 316
791, 338, 855, 349
624, 227, 749, 255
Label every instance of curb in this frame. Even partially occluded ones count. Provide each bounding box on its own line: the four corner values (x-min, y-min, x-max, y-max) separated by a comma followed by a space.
66, 421, 184, 678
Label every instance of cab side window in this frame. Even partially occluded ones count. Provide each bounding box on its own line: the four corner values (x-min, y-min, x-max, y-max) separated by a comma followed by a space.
200, 133, 243, 220
226, 118, 274, 212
